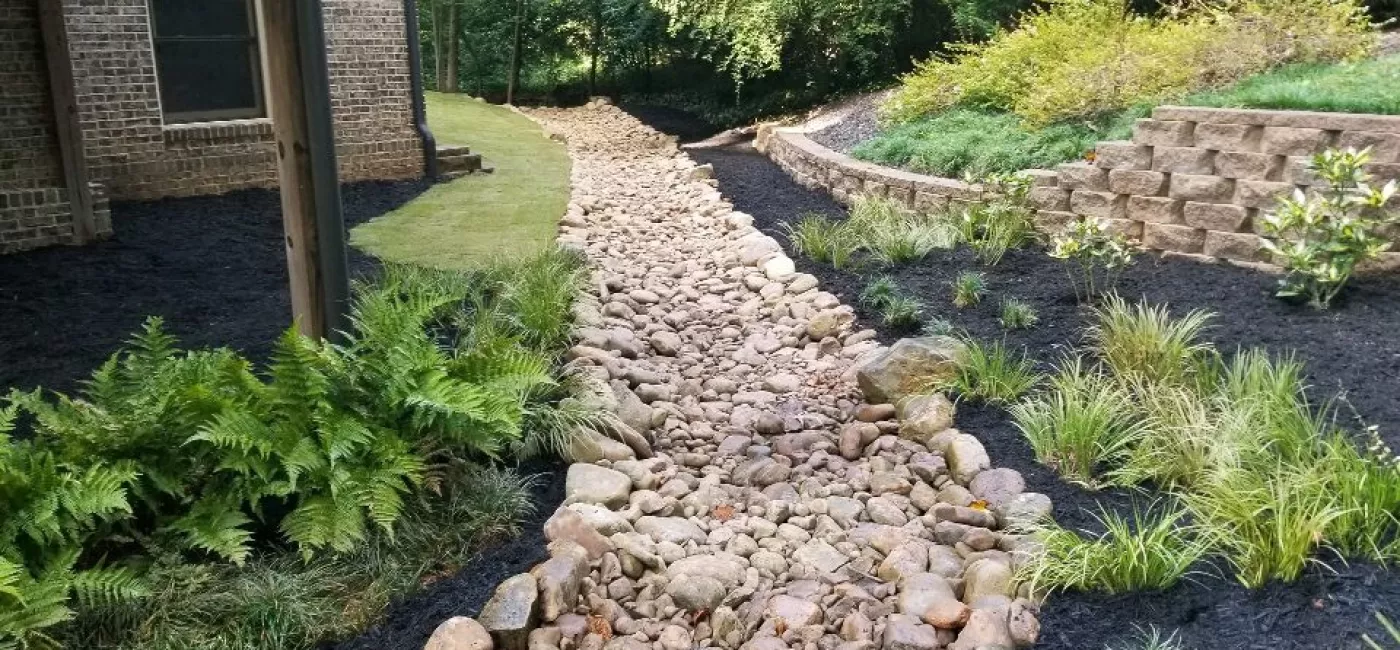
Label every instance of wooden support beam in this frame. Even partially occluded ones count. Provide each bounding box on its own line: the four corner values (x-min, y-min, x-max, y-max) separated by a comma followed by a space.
260, 0, 351, 340
37, 0, 103, 244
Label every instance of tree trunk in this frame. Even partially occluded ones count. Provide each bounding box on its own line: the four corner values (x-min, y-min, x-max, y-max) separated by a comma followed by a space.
588, 0, 601, 95
507, 0, 524, 104
442, 0, 460, 92
432, 0, 447, 90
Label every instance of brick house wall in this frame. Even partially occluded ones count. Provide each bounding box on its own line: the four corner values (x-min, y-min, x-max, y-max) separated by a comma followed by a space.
0, 0, 424, 254
0, 1, 73, 252
63, 0, 424, 201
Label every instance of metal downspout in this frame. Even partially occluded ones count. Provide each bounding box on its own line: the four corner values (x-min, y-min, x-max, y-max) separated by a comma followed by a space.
404, 0, 439, 179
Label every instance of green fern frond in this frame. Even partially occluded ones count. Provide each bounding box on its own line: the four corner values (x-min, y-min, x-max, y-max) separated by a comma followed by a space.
280, 495, 366, 558
67, 566, 147, 609
168, 496, 254, 565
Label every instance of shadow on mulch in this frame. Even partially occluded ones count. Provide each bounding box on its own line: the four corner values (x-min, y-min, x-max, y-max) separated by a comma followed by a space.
329, 459, 565, 650
0, 179, 430, 395
624, 104, 1400, 650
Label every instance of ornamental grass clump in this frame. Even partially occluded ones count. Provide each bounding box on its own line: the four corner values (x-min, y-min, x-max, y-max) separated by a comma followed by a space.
1089, 296, 1214, 386
1017, 505, 1207, 595
999, 297, 1039, 330
1010, 357, 1146, 488
1260, 148, 1400, 309
784, 214, 858, 268
952, 271, 987, 308
1049, 218, 1136, 303
860, 276, 928, 332
942, 339, 1041, 404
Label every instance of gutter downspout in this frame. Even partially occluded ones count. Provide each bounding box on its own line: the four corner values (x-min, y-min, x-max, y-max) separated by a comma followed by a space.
404, 0, 439, 180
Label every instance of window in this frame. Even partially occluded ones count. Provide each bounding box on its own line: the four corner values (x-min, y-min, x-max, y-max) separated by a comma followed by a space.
149, 0, 265, 124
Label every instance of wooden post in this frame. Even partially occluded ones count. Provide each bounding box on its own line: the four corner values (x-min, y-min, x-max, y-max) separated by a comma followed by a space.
260, 0, 351, 340
37, 0, 102, 244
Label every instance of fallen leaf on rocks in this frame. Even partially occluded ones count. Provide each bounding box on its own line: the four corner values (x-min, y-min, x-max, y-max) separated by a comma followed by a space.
712, 504, 736, 522
588, 615, 613, 641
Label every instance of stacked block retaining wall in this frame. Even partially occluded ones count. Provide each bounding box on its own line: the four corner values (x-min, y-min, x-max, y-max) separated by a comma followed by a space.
758, 106, 1400, 268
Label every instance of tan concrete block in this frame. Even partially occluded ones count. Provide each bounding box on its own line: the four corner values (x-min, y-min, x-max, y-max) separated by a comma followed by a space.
1143, 223, 1206, 253
1365, 162, 1400, 184
1029, 187, 1071, 212
1193, 123, 1263, 152
1260, 127, 1334, 156
1057, 162, 1110, 191
1100, 218, 1144, 240
864, 181, 890, 198
1108, 170, 1167, 196
1283, 157, 1323, 186
1214, 152, 1284, 180
1133, 119, 1196, 147
1070, 190, 1127, 220
1152, 147, 1215, 175
1024, 169, 1061, 187
1183, 202, 1249, 231
1203, 231, 1266, 261
914, 191, 950, 213
1169, 175, 1235, 203
1095, 141, 1154, 170
1033, 210, 1077, 235
1338, 131, 1400, 163
1127, 196, 1184, 224
1234, 180, 1298, 209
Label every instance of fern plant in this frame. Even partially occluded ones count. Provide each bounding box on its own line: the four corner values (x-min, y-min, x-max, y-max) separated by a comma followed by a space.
0, 404, 148, 650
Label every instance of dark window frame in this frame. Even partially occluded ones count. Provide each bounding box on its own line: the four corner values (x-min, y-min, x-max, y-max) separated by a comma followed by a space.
148, 0, 267, 124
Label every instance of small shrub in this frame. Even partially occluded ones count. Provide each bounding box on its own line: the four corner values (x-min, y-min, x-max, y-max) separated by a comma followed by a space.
1018, 505, 1207, 595
999, 297, 1039, 330
1364, 612, 1400, 650
1089, 296, 1214, 386
952, 271, 987, 308
785, 214, 857, 267
943, 339, 1040, 404
851, 198, 959, 266
1259, 148, 1400, 309
881, 296, 927, 332
959, 173, 1038, 265
860, 276, 900, 309
1010, 358, 1146, 487
926, 318, 956, 336
1049, 218, 1137, 303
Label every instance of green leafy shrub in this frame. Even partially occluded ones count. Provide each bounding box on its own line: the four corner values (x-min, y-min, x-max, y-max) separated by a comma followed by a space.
1260, 148, 1400, 309
1017, 505, 1207, 594
959, 173, 1039, 264
952, 271, 987, 308
884, 0, 1375, 126
942, 339, 1040, 404
1049, 219, 1137, 303
1010, 357, 1146, 487
999, 297, 1039, 330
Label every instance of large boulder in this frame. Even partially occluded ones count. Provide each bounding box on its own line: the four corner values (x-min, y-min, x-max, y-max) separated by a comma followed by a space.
856, 337, 967, 405
477, 573, 538, 650
897, 394, 956, 444
425, 617, 493, 650
564, 463, 632, 508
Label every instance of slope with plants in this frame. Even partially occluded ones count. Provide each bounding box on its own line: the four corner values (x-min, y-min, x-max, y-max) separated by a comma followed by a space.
849, 0, 1386, 178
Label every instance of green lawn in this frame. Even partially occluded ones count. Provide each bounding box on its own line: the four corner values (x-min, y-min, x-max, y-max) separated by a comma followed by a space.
350, 93, 571, 269
856, 54, 1400, 178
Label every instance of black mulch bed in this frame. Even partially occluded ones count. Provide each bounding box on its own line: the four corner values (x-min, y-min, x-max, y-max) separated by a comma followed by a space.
0, 179, 430, 396
626, 104, 1400, 649
330, 459, 565, 650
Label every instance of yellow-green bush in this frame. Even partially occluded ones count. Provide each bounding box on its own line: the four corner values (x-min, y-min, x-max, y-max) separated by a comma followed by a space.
883, 0, 1376, 126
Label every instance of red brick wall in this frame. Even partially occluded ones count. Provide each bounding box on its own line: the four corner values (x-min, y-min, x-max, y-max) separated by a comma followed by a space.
0, 0, 73, 252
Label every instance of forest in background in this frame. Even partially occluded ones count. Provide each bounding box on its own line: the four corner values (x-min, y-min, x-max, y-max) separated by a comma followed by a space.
419, 0, 1400, 126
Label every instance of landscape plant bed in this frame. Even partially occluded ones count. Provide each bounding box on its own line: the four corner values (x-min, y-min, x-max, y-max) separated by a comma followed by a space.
678, 132, 1400, 648
0, 179, 430, 395
330, 459, 564, 650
